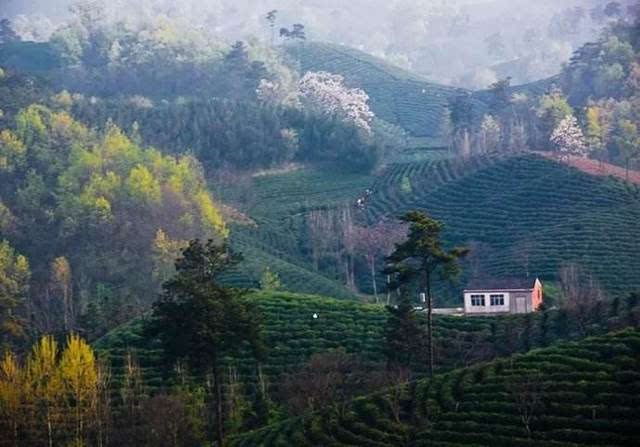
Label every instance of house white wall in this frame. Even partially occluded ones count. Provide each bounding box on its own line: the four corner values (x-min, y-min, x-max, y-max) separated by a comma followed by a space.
464, 292, 510, 314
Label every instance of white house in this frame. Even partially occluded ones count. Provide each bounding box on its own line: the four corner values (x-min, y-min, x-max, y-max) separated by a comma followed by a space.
463, 278, 543, 316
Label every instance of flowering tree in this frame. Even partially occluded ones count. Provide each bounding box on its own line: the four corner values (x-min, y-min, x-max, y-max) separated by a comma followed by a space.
550, 115, 587, 159
479, 114, 501, 153
298, 71, 375, 134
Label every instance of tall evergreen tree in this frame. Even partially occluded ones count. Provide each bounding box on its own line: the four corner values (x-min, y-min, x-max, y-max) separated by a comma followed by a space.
386, 212, 468, 378
145, 239, 264, 447
383, 295, 424, 369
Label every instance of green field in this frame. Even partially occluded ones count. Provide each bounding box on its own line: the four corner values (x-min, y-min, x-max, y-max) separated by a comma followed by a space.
364, 154, 640, 297
220, 154, 640, 300
219, 167, 375, 295
95, 289, 639, 398
94, 291, 492, 392
231, 328, 640, 447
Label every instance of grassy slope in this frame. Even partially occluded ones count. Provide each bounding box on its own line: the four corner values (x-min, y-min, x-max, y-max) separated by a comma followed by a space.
231, 328, 640, 447
363, 154, 640, 297
223, 154, 640, 301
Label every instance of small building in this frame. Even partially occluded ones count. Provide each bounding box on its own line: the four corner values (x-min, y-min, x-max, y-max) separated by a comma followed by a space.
463, 278, 543, 316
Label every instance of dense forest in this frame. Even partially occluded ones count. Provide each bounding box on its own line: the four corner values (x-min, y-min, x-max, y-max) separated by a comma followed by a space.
1, 2, 640, 446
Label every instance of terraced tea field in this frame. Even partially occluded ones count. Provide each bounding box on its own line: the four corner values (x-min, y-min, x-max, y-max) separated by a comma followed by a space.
230, 328, 640, 447
95, 291, 497, 394
219, 153, 640, 299
363, 154, 640, 296
95, 289, 639, 403
219, 167, 375, 295
293, 42, 553, 140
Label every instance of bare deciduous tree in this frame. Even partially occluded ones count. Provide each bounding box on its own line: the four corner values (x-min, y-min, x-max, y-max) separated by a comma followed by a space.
559, 263, 604, 336
352, 220, 404, 303
505, 373, 545, 439
306, 206, 358, 289
50, 257, 74, 332
280, 351, 380, 420
380, 364, 412, 424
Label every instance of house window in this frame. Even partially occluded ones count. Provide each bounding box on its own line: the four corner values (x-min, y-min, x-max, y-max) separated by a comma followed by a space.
490, 294, 505, 306
470, 294, 485, 306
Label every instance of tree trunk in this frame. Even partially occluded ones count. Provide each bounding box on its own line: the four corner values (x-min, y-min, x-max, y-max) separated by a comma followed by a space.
76, 398, 81, 443
426, 270, 434, 379
352, 256, 356, 290
386, 275, 391, 305
626, 159, 630, 182
370, 257, 378, 303
47, 409, 53, 447
215, 368, 224, 447
344, 260, 351, 290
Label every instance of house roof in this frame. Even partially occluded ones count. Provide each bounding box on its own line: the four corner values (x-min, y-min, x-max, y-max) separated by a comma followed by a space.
465, 277, 538, 291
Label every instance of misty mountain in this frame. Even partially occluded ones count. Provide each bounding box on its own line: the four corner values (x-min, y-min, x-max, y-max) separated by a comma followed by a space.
4, 0, 635, 88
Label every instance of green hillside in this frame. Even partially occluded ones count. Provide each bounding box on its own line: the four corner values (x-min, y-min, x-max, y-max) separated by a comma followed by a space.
221, 154, 640, 300
94, 291, 493, 392
363, 154, 640, 296
219, 167, 375, 295
231, 328, 640, 447
224, 229, 355, 299
95, 289, 640, 396
291, 42, 555, 142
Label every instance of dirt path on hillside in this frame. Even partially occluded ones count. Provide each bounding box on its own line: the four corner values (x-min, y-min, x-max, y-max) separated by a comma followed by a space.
537, 152, 640, 184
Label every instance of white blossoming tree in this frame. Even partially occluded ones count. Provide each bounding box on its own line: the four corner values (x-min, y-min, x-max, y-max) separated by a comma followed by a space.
298, 71, 375, 134
550, 115, 587, 159
479, 114, 501, 153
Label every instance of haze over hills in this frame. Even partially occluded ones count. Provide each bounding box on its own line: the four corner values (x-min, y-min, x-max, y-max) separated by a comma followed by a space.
1, 2, 640, 446
3, 0, 631, 87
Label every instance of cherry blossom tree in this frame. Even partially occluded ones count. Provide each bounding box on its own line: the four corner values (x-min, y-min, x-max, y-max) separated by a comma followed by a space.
298, 71, 375, 134
550, 115, 587, 159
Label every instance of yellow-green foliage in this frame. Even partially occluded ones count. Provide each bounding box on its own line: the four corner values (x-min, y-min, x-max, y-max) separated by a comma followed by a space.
58, 122, 226, 237
151, 228, 187, 289
0, 240, 30, 297
2, 105, 227, 306
0, 335, 105, 446
0, 240, 30, 345
0, 130, 26, 173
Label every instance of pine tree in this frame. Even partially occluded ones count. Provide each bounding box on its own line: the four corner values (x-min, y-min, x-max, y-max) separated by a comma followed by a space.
145, 239, 265, 447
385, 212, 468, 378
383, 295, 424, 368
